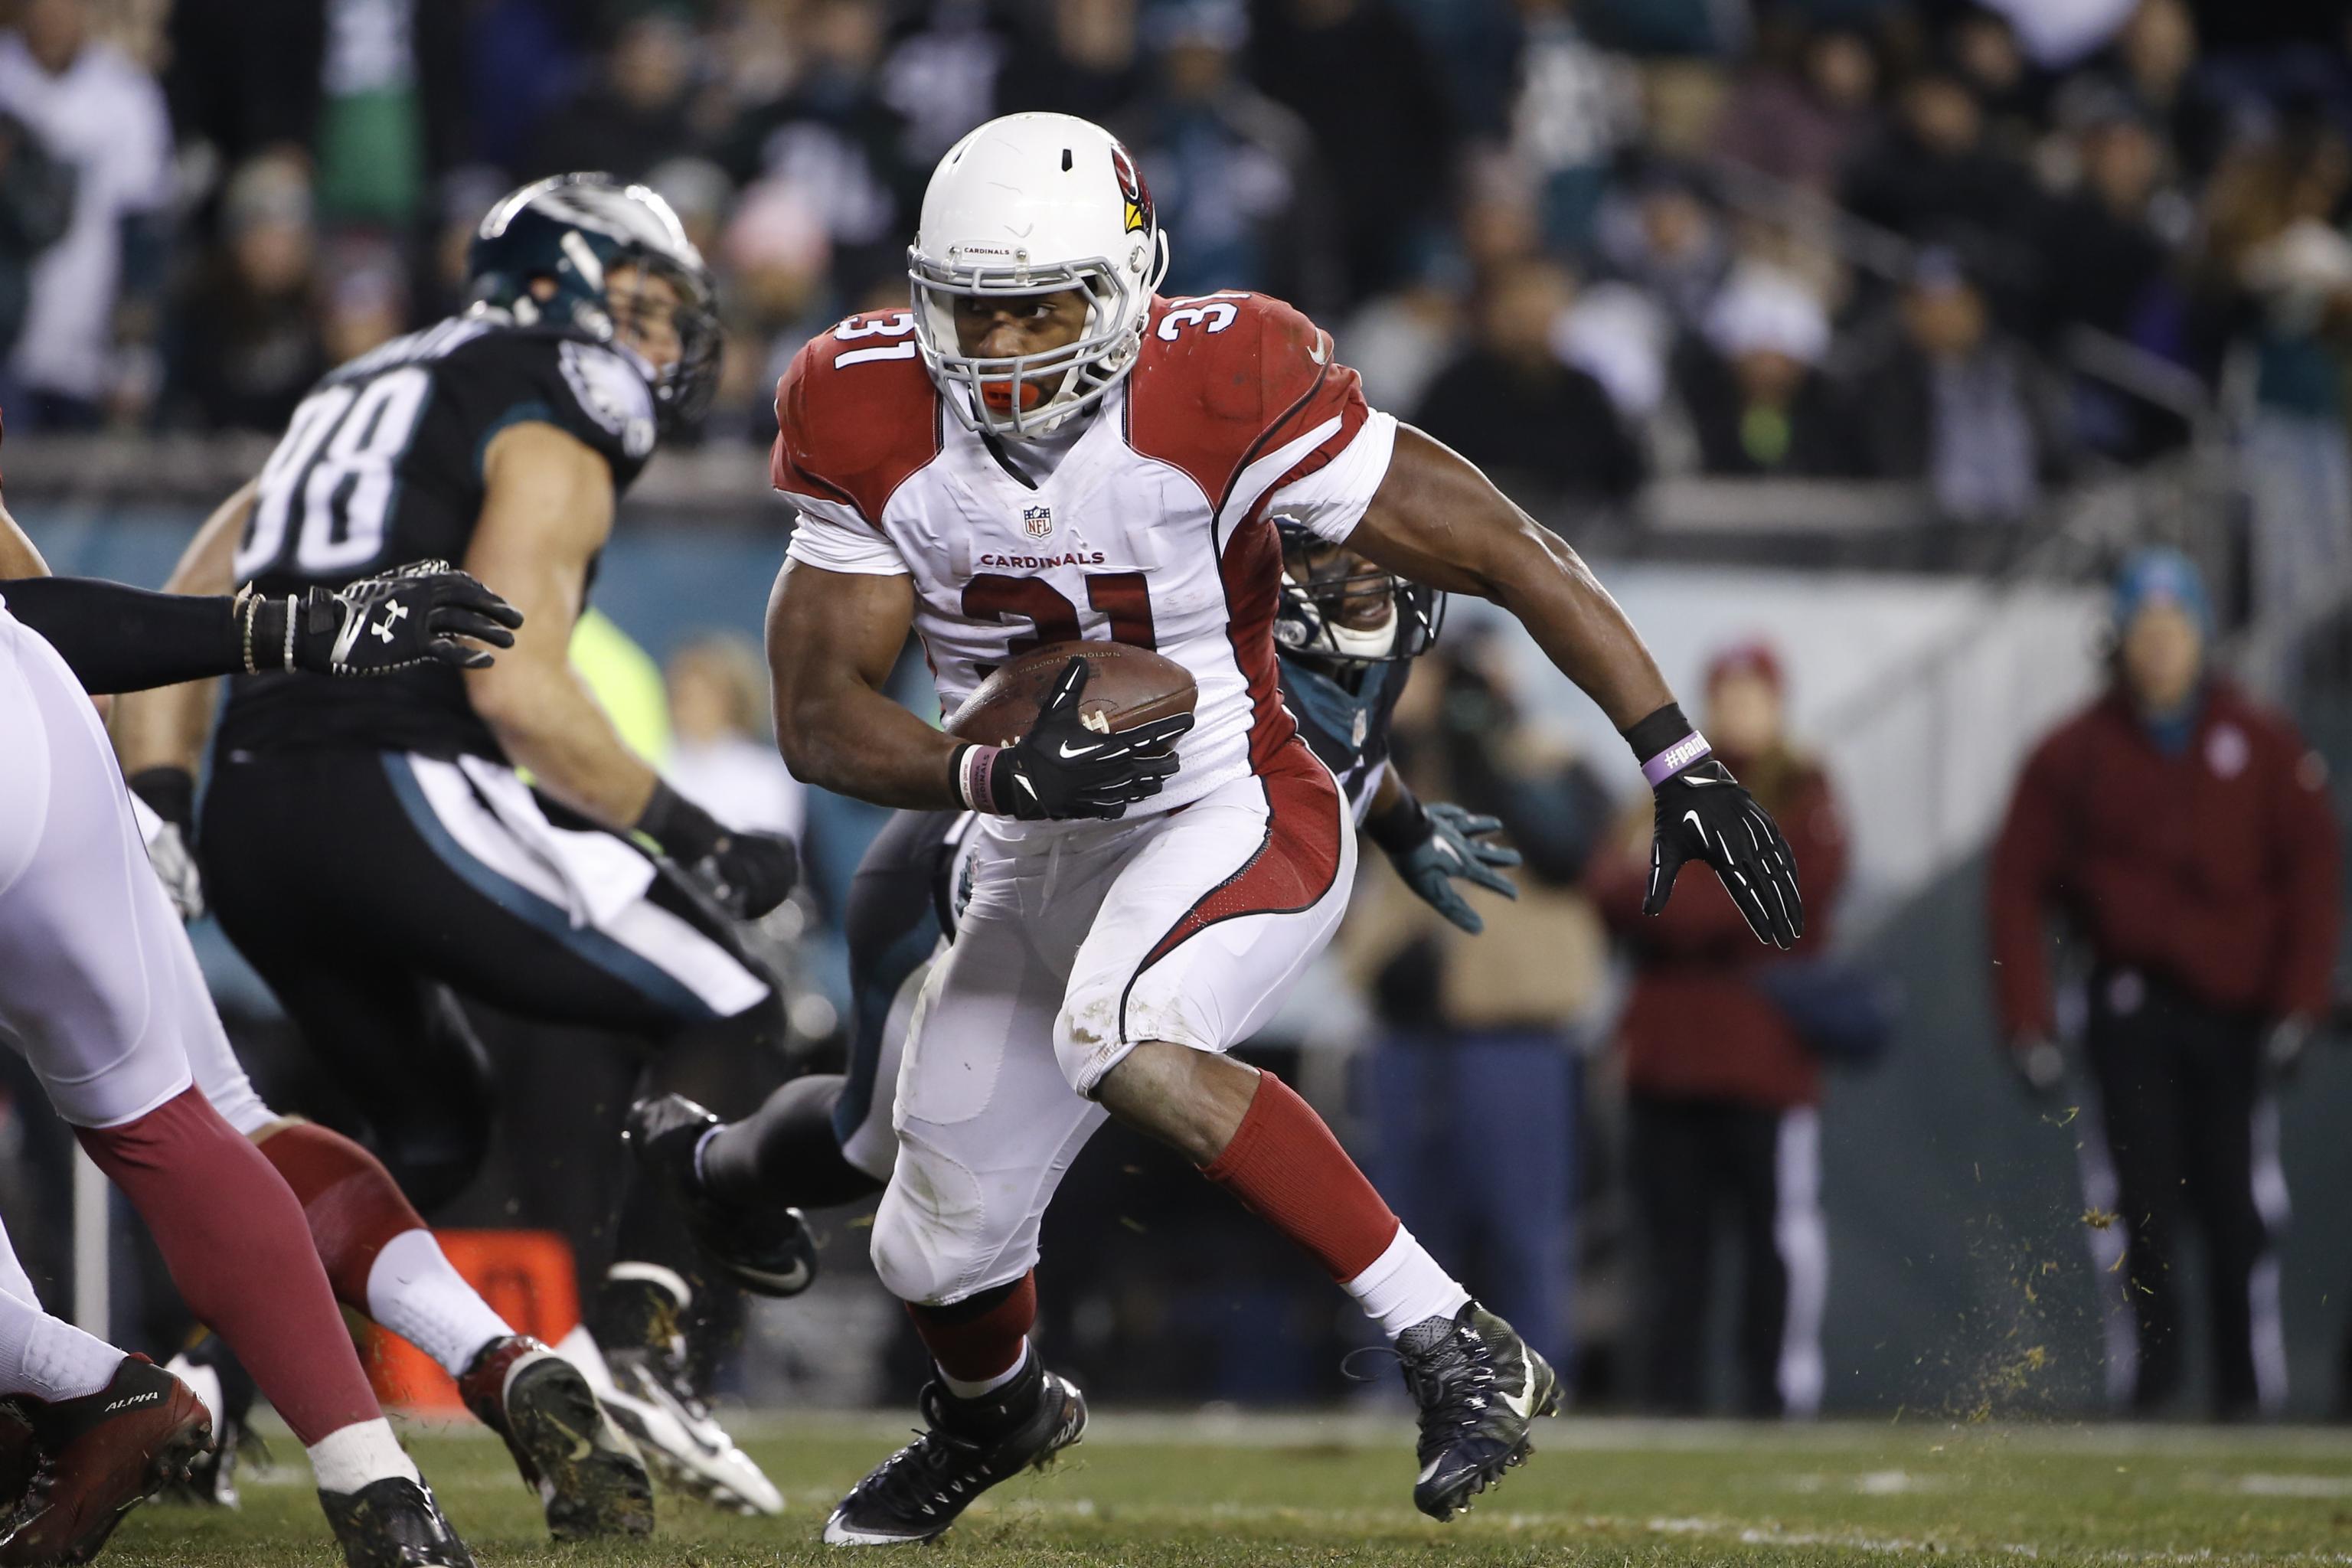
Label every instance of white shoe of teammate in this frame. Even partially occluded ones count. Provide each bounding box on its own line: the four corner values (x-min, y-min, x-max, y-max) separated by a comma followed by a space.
550, 1325, 782, 1516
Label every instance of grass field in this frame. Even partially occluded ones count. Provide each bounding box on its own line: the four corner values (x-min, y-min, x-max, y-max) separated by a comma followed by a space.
100, 1410, 2352, 1566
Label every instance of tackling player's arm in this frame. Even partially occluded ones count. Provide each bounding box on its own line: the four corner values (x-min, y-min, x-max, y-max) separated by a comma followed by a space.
113, 480, 255, 782
1350, 426, 1804, 949
465, 421, 796, 915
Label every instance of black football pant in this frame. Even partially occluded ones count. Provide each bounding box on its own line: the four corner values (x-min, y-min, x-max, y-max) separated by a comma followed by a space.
2079, 970, 2284, 1419
201, 748, 790, 1362
1628, 1092, 1827, 1416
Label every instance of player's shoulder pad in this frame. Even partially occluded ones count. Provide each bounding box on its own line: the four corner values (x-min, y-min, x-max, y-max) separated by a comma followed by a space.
1125, 292, 1363, 511
441, 319, 658, 465
772, 309, 942, 526
554, 338, 658, 463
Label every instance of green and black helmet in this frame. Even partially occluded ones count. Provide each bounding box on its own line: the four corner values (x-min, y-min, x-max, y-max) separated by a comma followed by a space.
467, 172, 720, 432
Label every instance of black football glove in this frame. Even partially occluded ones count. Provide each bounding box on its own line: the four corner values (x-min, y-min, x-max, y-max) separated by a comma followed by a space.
636, 781, 799, 920
1370, 795, 1521, 935
243, 560, 523, 677
1645, 759, 1805, 951
968, 655, 1194, 822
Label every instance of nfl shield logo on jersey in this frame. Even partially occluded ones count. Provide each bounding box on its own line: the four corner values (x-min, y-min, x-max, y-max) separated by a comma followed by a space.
1021, 504, 1054, 541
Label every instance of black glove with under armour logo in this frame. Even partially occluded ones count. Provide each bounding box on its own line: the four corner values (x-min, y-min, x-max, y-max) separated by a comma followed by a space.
1629, 702, 1804, 951
240, 560, 522, 677
636, 780, 799, 920
952, 656, 1194, 821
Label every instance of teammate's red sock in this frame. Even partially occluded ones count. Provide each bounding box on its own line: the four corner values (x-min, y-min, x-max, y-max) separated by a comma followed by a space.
1201, 1072, 1400, 1281
906, 1272, 1035, 1386
253, 1120, 429, 1306
74, 1089, 381, 1446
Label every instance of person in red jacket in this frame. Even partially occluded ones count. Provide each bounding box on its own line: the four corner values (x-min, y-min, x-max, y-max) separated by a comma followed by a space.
1592, 641, 1850, 1415
1988, 547, 2340, 1419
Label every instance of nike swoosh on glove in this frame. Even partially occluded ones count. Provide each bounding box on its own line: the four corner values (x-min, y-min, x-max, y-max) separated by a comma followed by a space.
978, 656, 1194, 822
1645, 760, 1805, 950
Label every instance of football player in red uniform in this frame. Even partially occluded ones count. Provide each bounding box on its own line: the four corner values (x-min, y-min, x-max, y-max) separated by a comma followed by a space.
652, 113, 1802, 1544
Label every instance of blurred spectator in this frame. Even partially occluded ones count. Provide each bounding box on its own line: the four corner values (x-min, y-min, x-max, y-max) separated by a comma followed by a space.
1841, 69, 2042, 300
2092, 0, 2226, 183
0, 0, 172, 429
1711, 21, 1880, 198
1116, 0, 1335, 312
1411, 259, 1643, 508
1947, 5, 2043, 158
714, 177, 834, 443
318, 244, 406, 367
664, 633, 806, 842
1988, 548, 2340, 1419
1506, 0, 1639, 252
2196, 118, 2352, 645
721, 0, 919, 300
1854, 250, 2066, 520
1340, 632, 1612, 1383
1677, 266, 1859, 478
1589, 640, 1850, 1417
1006, 0, 1144, 124
523, 8, 706, 181
1247, 0, 1455, 305
168, 154, 325, 432
0, 110, 71, 365
880, 0, 1018, 165
1340, 259, 1464, 418
1595, 166, 1730, 332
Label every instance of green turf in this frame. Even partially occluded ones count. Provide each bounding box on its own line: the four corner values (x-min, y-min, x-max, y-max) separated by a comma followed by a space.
99, 1411, 2352, 1566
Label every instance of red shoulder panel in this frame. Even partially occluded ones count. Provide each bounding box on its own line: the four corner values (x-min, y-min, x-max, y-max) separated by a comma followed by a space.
1124, 292, 1369, 514
769, 310, 942, 527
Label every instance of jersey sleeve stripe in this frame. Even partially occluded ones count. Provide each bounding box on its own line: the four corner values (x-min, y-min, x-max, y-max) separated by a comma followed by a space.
1219, 413, 1346, 554
1210, 358, 1334, 521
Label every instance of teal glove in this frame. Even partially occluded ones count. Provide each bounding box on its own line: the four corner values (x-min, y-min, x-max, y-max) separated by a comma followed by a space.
1378, 799, 1521, 934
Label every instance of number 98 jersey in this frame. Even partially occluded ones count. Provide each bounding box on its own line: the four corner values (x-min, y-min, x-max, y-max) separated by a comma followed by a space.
217, 313, 658, 761
774, 291, 1400, 819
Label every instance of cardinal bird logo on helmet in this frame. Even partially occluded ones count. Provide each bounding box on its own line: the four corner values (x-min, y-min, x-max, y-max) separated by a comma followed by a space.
1110, 142, 1152, 237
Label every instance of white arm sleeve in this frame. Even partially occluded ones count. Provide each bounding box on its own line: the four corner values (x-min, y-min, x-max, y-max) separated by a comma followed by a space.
1265, 410, 1398, 544
782, 498, 911, 577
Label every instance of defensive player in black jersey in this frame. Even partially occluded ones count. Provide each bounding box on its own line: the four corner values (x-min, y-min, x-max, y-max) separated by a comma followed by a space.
625, 528, 1520, 1275
113, 175, 805, 1514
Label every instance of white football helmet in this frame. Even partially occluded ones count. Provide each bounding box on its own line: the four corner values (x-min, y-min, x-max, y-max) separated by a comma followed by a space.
909, 113, 1171, 439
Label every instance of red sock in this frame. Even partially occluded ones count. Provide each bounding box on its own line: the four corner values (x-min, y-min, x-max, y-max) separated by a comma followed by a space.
75, 1089, 381, 1446
253, 1121, 429, 1308
1202, 1073, 1400, 1282
906, 1272, 1035, 1383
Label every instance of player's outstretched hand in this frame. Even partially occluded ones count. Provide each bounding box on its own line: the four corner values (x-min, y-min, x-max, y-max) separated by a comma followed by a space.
1388, 802, 1521, 935
283, 560, 524, 677
990, 656, 1194, 821
699, 830, 799, 921
1645, 760, 1804, 950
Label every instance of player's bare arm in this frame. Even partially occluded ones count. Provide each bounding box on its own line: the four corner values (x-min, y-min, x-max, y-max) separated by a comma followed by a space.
764, 560, 961, 808
1351, 427, 1805, 949
462, 420, 654, 826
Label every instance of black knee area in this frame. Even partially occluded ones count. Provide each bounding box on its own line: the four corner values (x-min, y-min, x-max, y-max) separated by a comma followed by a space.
704, 1073, 883, 1211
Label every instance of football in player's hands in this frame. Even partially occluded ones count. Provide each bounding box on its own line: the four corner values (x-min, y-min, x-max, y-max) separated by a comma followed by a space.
1645, 760, 1805, 950
962, 654, 1195, 820
946, 639, 1197, 746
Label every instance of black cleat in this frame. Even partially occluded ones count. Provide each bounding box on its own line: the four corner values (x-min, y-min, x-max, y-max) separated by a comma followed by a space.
624, 1094, 818, 1298
457, 1335, 652, 1540
823, 1355, 1086, 1546
1396, 1301, 1558, 1521
318, 1475, 475, 1568
0, 1356, 212, 1566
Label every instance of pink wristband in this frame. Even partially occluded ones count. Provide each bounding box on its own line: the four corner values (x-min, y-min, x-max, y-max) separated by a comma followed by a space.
957, 743, 1002, 812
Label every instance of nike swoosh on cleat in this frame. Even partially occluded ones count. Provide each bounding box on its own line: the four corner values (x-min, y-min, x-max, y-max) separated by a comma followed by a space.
1498, 1360, 1537, 1423
1417, 1457, 1442, 1484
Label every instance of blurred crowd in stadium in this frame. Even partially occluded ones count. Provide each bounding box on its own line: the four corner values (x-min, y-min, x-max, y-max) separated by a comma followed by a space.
0, 0, 2343, 538
4, 0, 2352, 1429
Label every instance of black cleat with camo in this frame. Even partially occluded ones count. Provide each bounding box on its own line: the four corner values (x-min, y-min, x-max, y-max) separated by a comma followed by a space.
1396, 1301, 1559, 1521
823, 1355, 1086, 1546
